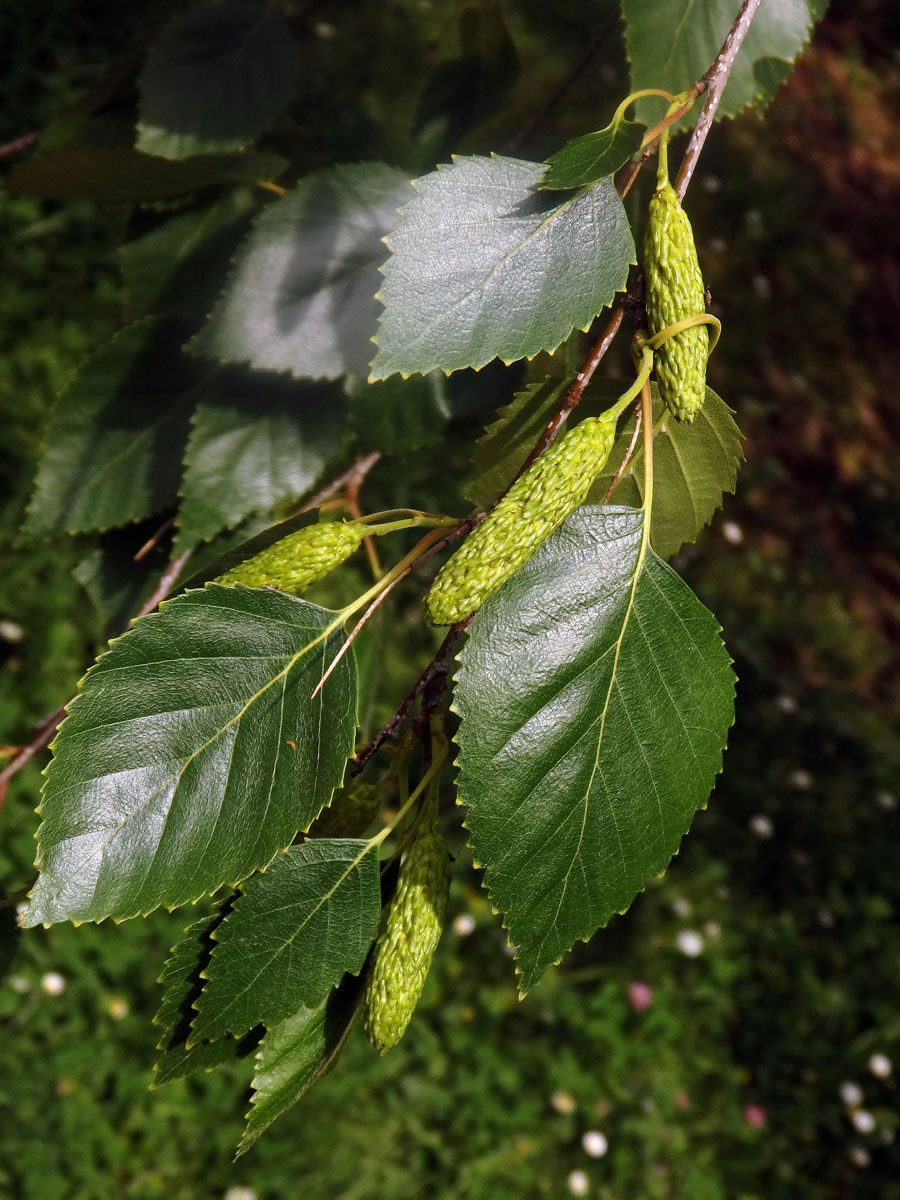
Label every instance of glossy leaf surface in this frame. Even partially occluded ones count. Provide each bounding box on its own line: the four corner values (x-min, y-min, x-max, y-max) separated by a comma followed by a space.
370, 155, 634, 378
454, 506, 735, 992
191, 839, 381, 1040
25, 587, 357, 925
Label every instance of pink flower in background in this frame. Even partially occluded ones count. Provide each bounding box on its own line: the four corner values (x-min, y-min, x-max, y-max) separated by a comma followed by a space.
743, 1104, 767, 1129
628, 981, 654, 1011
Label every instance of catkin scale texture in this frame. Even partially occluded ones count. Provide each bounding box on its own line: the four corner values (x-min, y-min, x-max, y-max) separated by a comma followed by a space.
425, 416, 615, 625
644, 182, 708, 422
214, 521, 365, 594
363, 811, 451, 1053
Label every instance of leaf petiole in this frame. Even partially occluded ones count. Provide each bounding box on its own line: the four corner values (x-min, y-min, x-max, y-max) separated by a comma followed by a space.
646, 312, 721, 356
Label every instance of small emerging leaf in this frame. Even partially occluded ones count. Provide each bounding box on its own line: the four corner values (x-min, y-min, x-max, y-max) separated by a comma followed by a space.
542, 119, 645, 190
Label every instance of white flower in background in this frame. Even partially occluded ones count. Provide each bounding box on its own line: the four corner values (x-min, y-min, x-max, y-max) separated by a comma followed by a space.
676, 930, 704, 958
787, 768, 813, 790
452, 913, 476, 937
581, 1131, 608, 1158
567, 1169, 589, 1196
721, 520, 743, 545
840, 1081, 864, 1108
550, 1090, 577, 1115
8, 975, 30, 994
671, 897, 691, 918
849, 1146, 871, 1168
40, 972, 66, 996
876, 791, 897, 811
106, 997, 129, 1021
851, 1109, 876, 1135
224, 1188, 258, 1200
868, 1053, 892, 1079
0, 620, 24, 642
749, 814, 774, 839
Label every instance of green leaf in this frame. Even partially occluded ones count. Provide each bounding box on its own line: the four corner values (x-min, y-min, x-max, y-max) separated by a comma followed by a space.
542, 119, 646, 190
623, 0, 816, 127
153, 908, 261, 1087
191, 164, 414, 380
175, 369, 346, 552
137, 0, 300, 159
466, 379, 742, 559
587, 386, 744, 559
24, 318, 202, 538
454, 505, 735, 993
120, 188, 259, 319
345, 373, 450, 455
72, 542, 167, 638
237, 975, 363, 1156
7, 146, 285, 200
191, 839, 381, 1042
370, 155, 634, 379
24, 586, 358, 926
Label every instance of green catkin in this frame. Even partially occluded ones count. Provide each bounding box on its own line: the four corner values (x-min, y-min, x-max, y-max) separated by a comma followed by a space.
214, 521, 366, 595
363, 803, 451, 1054
307, 782, 382, 839
643, 181, 708, 422
424, 414, 616, 625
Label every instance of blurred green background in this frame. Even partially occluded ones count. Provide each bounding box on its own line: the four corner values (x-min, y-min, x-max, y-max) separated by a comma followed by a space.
2, 1, 900, 1197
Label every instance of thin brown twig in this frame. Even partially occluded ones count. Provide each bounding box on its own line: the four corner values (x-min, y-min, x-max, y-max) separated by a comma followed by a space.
312, 571, 405, 699
134, 517, 175, 561
0, 130, 40, 160
350, 623, 468, 776
674, 0, 764, 198
299, 451, 381, 514
345, 466, 382, 580
602, 404, 643, 502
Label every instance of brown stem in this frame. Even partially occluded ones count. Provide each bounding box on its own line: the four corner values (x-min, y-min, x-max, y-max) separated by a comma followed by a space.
350, 624, 468, 776
344, 467, 382, 580
602, 403, 643, 502
674, 0, 764, 198
520, 0, 762, 468
134, 517, 175, 561
300, 451, 381, 514
0, 130, 40, 160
